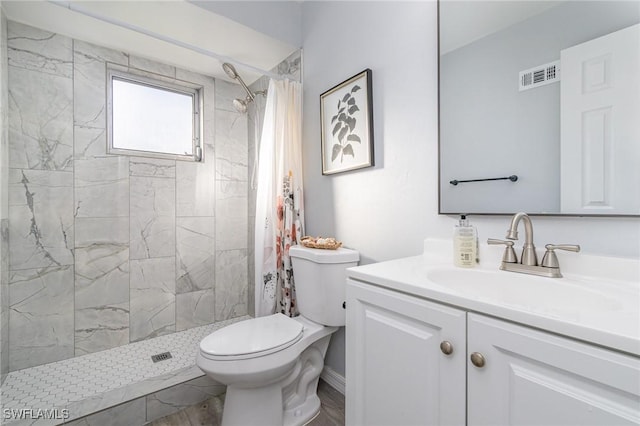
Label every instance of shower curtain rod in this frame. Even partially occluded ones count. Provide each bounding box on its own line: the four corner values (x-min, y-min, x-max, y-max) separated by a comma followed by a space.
48, 0, 286, 82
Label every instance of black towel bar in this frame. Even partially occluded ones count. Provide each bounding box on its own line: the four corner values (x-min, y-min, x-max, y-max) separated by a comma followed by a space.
449, 175, 518, 186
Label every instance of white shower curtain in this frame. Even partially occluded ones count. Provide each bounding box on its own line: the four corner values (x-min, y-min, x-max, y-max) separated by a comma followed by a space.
254, 79, 304, 317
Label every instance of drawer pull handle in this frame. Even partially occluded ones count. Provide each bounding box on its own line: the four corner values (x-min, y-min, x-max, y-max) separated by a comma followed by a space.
470, 352, 486, 368
440, 341, 454, 355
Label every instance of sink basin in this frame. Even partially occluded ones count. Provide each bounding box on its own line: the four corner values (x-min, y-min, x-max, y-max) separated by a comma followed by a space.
426, 267, 624, 315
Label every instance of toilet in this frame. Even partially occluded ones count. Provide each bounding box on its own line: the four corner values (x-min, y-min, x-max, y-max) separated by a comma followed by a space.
196, 245, 359, 426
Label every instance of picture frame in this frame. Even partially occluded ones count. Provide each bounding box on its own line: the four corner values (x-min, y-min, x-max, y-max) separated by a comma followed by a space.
320, 69, 374, 175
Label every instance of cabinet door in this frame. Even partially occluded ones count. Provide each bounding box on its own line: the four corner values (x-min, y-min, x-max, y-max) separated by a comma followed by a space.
346, 279, 466, 426
468, 313, 640, 425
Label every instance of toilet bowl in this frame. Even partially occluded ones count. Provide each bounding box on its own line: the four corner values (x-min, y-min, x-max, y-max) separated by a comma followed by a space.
197, 314, 337, 425
196, 245, 359, 426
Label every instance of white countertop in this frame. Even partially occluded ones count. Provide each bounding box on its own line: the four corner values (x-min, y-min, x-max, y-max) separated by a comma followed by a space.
346, 239, 640, 356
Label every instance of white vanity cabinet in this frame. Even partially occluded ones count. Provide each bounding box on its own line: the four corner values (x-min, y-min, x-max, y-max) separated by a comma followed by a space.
467, 313, 640, 426
345, 279, 467, 426
346, 278, 640, 426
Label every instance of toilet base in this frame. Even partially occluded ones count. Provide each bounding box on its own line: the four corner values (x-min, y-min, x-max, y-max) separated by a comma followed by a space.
223, 383, 285, 426
219, 334, 333, 426
281, 336, 328, 425
283, 392, 321, 426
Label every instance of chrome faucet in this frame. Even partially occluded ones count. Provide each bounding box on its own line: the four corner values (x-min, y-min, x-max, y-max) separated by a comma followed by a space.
506, 212, 538, 266
488, 212, 580, 278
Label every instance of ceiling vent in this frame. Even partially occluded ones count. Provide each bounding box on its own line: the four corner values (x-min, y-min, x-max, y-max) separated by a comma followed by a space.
519, 60, 560, 91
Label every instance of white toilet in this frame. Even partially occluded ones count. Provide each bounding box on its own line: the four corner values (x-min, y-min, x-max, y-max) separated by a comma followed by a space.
197, 245, 359, 426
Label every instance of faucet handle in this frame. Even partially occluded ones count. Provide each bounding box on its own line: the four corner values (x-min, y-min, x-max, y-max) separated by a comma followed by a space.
545, 244, 580, 252
541, 244, 581, 268
488, 238, 514, 246
487, 238, 518, 263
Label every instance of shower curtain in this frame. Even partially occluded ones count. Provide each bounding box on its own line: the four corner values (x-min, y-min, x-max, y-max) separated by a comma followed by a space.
254, 79, 304, 318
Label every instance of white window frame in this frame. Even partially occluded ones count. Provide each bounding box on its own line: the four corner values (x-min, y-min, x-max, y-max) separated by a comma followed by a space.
106, 66, 203, 162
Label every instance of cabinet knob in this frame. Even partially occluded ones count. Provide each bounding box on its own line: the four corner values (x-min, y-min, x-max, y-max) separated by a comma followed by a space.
470, 352, 486, 368
440, 341, 454, 355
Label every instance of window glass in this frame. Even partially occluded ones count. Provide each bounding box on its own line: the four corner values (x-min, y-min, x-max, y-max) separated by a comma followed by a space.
107, 69, 201, 161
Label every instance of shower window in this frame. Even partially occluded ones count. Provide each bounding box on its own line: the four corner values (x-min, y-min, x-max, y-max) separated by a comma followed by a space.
107, 67, 203, 161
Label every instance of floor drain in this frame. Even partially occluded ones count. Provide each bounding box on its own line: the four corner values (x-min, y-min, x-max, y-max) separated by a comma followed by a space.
151, 352, 172, 363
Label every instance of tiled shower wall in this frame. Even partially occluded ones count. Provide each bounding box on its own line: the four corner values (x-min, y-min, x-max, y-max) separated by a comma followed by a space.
5, 21, 249, 372
0, 11, 9, 384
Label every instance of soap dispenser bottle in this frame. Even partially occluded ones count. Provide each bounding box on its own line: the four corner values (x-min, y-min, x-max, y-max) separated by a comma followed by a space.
453, 215, 477, 268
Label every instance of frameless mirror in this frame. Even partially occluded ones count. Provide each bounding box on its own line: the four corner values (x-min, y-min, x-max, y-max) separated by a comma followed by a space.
439, 1, 640, 216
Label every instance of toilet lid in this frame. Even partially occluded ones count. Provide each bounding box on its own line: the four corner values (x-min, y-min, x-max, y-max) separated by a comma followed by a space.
200, 314, 303, 360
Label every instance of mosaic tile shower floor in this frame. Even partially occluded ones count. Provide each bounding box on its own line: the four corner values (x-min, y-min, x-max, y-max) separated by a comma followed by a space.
1, 317, 247, 425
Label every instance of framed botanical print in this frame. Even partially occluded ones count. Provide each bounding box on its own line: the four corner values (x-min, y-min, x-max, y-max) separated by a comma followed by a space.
320, 69, 374, 175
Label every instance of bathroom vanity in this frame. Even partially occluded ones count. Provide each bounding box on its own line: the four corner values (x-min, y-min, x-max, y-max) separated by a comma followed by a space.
345, 240, 640, 425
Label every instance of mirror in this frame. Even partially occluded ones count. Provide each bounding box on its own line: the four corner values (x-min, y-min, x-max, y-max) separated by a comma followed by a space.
439, 1, 640, 216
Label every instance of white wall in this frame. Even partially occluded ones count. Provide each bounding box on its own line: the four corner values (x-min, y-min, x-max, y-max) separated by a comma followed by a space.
302, 0, 442, 376
302, 1, 443, 265
301, 0, 640, 376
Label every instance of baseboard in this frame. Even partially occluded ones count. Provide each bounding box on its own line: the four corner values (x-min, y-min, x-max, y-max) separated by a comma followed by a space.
320, 366, 345, 395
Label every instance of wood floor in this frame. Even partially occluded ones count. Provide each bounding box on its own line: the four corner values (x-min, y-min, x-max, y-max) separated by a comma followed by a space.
148, 380, 345, 426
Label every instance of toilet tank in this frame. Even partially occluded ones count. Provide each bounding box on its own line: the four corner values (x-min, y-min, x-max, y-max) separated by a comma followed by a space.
289, 245, 359, 327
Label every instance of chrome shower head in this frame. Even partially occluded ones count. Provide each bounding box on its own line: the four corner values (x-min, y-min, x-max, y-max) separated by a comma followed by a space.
233, 97, 249, 114
222, 62, 238, 80
222, 61, 269, 113
232, 90, 268, 114
221, 62, 255, 103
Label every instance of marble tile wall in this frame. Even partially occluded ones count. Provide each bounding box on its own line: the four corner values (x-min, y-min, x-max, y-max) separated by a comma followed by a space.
0, 11, 9, 384
48, 377, 225, 426
1, 220, 8, 384
214, 80, 250, 325
145, 375, 226, 423
6, 21, 75, 373
5, 20, 250, 371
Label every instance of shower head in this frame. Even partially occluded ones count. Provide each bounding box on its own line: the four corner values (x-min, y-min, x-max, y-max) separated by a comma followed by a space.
222, 62, 239, 80
221, 62, 255, 103
233, 97, 249, 114
222, 62, 268, 113
231, 91, 267, 114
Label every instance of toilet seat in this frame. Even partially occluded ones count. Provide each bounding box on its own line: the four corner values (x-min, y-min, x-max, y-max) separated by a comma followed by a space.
200, 314, 304, 361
